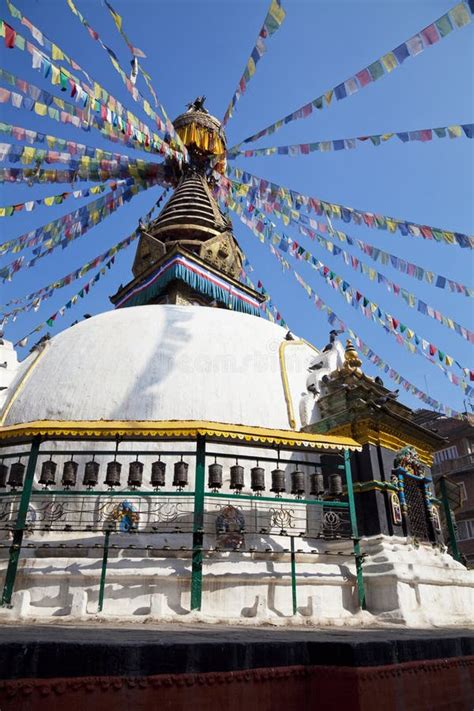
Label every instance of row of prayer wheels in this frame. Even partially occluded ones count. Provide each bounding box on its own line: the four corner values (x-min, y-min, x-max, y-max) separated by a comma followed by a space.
209, 463, 343, 498
0, 459, 343, 497
0, 459, 189, 490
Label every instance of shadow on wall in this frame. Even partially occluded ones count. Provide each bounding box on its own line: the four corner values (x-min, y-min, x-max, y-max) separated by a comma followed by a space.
110, 305, 194, 421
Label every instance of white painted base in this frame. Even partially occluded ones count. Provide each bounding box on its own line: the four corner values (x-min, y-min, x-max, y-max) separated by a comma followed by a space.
0, 535, 472, 628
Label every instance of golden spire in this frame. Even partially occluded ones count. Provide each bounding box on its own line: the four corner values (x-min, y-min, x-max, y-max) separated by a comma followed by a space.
343, 339, 362, 372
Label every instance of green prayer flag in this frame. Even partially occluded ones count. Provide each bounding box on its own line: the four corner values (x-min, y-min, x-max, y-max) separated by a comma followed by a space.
367, 60, 384, 81
435, 14, 453, 37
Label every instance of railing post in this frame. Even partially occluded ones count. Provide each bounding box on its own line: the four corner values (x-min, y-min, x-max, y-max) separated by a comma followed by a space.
191, 435, 206, 611
439, 476, 461, 563
2, 437, 41, 606
97, 530, 111, 613
290, 535, 297, 615
344, 449, 366, 610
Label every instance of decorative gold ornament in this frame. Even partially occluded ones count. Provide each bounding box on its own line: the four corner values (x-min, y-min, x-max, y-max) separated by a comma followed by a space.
342, 339, 362, 372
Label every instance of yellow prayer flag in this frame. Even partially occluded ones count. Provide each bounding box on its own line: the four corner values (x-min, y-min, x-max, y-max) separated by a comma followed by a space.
51, 65, 61, 85
282, 214, 289, 226
52, 44, 65, 61
46, 136, 56, 149
443, 231, 455, 244
445, 355, 454, 366
94, 83, 102, 100
34, 102, 47, 116
324, 90, 333, 106
406, 329, 414, 340
54, 98, 65, 109
330, 204, 341, 219
247, 57, 256, 78
44, 197, 55, 206
0, 208, 5, 217
381, 52, 398, 72
368, 269, 376, 280
386, 219, 397, 232
143, 100, 151, 116
448, 125, 462, 138
381, 133, 394, 142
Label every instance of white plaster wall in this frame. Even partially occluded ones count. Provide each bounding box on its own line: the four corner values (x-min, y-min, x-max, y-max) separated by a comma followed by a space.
2, 305, 317, 429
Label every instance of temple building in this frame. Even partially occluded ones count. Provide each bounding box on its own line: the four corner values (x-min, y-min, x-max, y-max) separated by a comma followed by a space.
0, 100, 472, 628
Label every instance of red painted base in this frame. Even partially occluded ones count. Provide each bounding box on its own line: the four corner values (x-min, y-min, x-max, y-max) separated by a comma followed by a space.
1, 657, 473, 711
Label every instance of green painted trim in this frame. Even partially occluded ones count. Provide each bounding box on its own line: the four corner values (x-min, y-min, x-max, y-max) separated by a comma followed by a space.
290, 535, 297, 615
439, 477, 461, 563
97, 530, 110, 613
344, 449, 366, 610
1, 437, 40, 606
205, 492, 349, 509
191, 435, 206, 611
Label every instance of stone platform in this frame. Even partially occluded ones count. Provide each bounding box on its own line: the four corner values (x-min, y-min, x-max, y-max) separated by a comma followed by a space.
0, 624, 473, 710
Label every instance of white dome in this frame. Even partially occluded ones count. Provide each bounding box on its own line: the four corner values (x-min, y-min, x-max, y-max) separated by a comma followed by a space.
2, 305, 318, 430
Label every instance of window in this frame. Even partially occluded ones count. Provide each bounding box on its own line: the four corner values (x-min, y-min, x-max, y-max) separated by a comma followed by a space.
457, 519, 474, 541
433, 445, 459, 464
458, 481, 467, 504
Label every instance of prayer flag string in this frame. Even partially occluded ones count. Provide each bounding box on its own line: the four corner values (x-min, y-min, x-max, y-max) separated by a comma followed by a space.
0, 179, 115, 218
13, 251, 122, 348
226, 196, 474, 395
103, 0, 159, 108
241, 190, 474, 345
64, 0, 188, 159
228, 123, 474, 158
232, 180, 473, 297
222, 0, 286, 127
0, 179, 158, 279
226, 166, 474, 248
229, 1, 474, 149
269, 241, 461, 417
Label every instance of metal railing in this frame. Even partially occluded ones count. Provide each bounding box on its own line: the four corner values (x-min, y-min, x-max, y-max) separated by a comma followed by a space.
0, 435, 366, 615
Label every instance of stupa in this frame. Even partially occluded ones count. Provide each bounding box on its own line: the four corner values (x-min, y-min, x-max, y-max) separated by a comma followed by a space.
0, 99, 472, 631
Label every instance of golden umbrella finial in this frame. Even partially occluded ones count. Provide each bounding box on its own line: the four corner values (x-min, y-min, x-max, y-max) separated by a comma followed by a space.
343, 339, 362, 372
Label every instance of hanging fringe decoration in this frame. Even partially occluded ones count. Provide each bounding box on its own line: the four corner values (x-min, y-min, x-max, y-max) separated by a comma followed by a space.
222, 0, 286, 127
228, 123, 473, 158
229, 1, 474, 149
227, 167, 474, 248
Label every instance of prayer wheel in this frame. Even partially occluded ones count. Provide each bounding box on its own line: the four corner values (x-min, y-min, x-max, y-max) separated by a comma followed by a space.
271, 468, 286, 494
310, 471, 325, 496
106, 461, 122, 488
251, 466, 265, 493
0, 463, 8, 488
291, 470, 305, 497
83, 460, 99, 488
151, 460, 166, 488
329, 472, 343, 497
230, 464, 244, 491
128, 460, 144, 488
173, 461, 188, 488
39, 459, 57, 487
8, 462, 25, 488
208, 463, 223, 490
62, 460, 78, 488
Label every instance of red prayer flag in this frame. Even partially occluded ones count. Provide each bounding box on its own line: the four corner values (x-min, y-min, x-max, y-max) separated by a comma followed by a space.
429, 344, 436, 356
4, 23, 16, 49
356, 68, 372, 87
391, 318, 399, 330
421, 24, 440, 45
419, 129, 432, 142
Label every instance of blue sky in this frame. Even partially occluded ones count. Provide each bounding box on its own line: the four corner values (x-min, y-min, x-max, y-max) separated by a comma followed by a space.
0, 0, 473, 415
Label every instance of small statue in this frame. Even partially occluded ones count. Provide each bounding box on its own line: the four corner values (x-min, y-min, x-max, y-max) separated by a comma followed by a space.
341, 339, 362, 373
